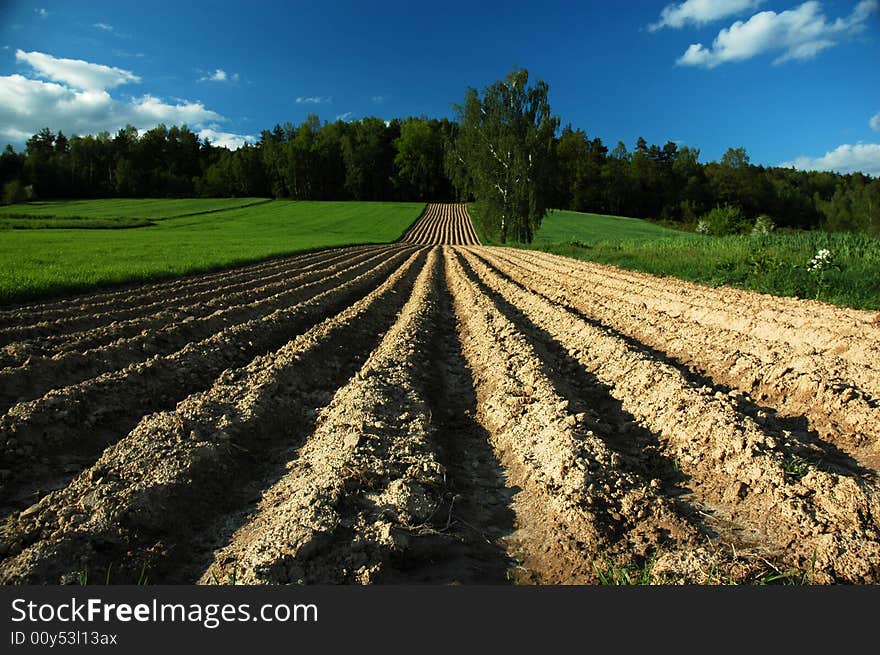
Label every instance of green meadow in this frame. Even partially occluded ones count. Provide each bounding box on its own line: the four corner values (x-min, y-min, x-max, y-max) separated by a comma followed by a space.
0, 200, 425, 305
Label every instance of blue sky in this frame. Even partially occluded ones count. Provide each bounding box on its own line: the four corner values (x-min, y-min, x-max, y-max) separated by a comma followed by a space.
1, 0, 879, 175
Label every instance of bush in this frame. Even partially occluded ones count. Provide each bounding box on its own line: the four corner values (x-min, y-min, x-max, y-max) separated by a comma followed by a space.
2, 180, 27, 205
752, 214, 775, 236
699, 205, 750, 236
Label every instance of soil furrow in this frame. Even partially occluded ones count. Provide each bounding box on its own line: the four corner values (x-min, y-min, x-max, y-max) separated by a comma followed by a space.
476, 248, 880, 457
456, 247, 880, 583
507, 248, 880, 370
0, 245, 371, 369
0, 247, 394, 409
0, 247, 429, 584
520, 247, 879, 327
0, 201, 873, 586
0, 244, 360, 332
445, 250, 712, 583
402, 203, 478, 246
198, 249, 457, 584
376, 250, 514, 582
0, 247, 417, 518
0, 246, 381, 346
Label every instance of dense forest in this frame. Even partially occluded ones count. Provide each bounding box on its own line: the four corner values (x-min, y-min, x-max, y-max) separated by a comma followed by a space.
2, 115, 878, 237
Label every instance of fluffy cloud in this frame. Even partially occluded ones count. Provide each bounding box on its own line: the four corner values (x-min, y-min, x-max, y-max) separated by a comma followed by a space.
1, 50, 252, 150
335, 111, 354, 122
199, 69, 239, 83
780, 143, 880, 177
870, 112, 880, 132
197, 128, 256, 150
15, 49, 140, 90
296, 96, 332, 104
0, 75, 220, 138
677, 0, 878, 67
649, 0, 764, 31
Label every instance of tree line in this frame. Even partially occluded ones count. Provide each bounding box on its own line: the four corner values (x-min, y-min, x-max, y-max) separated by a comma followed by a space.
2, 70, 877, 240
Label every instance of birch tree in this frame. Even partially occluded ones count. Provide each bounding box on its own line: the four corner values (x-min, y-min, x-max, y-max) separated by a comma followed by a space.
448, 68, 559, 243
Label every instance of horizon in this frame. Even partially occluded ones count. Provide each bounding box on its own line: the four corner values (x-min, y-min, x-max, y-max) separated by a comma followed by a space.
1, 0, 879, 176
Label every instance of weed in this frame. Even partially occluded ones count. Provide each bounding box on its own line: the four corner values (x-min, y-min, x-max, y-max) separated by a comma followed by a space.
783, 455, 812, 480
593, 554, 657, 585
137, 562, 149, 586
208, 562, 239, 585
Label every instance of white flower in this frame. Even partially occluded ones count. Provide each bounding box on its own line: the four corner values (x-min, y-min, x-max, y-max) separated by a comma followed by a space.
808, 249, 834, 272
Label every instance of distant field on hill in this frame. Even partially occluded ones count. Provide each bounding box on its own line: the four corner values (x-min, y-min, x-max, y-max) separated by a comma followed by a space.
471, 206, 880, 310
0, 198, 272, 228
0, 200, 425, 304
533, 209, 687, 244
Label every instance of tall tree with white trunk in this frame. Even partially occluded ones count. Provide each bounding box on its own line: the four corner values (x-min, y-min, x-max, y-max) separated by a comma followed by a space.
448, 68, 560, 243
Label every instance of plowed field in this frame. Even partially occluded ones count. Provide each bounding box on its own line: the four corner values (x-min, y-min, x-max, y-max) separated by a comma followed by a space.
1, 203, 878, 585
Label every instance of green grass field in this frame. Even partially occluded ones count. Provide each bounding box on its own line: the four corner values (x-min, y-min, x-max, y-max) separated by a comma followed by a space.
0, 200, 425, 305
532, 209, 686, 245
473, 207, 880, 310
0, 198, 273, 229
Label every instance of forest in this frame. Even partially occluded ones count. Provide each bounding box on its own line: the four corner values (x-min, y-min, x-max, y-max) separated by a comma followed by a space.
2, 113, 878, 238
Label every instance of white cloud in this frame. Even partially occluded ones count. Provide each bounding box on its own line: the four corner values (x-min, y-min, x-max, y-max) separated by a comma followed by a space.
649, 0, 764, 31
296, 96, 332, 104
371, 95, 389, 103
335, 112, 354, 122
93, 22, 114, 31
35, 8, 49, 19
677, 0, 878, 68
0, 53, 251, 150
16, 49, 140, 90
870, 112, 880, 132
129, 94, 222, 125
197, 128, 256, 150
780, 143, 880, 177
0, 75, 222, 140
199, 69, 239, 83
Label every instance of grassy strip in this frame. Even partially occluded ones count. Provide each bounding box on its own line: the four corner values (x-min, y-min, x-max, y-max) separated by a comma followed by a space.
471, 207, 880, 311
0, 200, 425, 305
0, 198, 271, 221
1, 217, 155, 230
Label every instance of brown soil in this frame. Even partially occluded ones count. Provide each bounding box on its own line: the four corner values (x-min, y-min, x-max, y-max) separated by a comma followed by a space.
1, 206, 877, 585
401, 203, 480, 245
